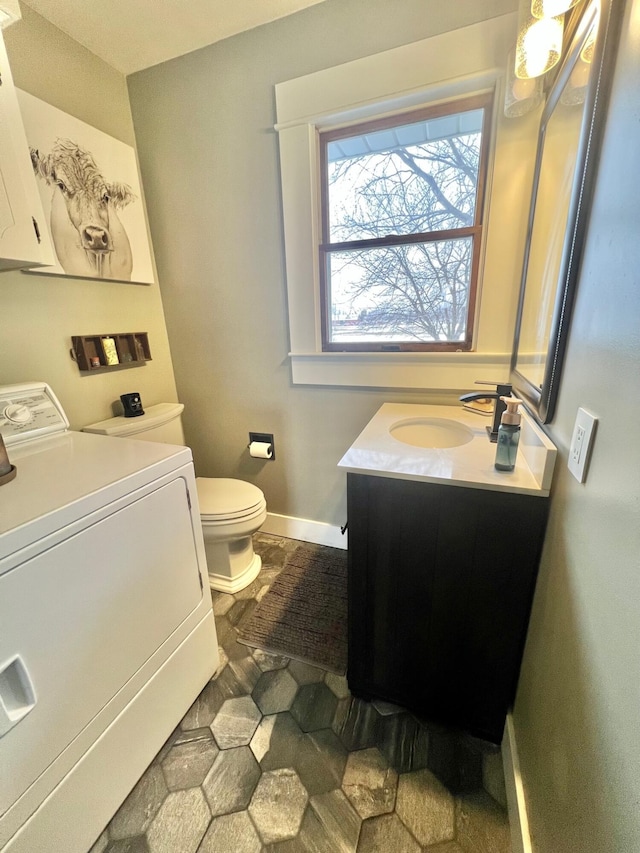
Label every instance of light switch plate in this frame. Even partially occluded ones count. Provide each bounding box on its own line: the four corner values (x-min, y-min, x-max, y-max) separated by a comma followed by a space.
568, 408, 597, 483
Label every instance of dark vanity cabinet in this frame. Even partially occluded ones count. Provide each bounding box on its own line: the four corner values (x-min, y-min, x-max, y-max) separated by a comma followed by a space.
346, 472, 549, 743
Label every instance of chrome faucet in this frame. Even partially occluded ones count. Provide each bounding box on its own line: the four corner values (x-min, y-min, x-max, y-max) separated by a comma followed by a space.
459, 381, 513, 443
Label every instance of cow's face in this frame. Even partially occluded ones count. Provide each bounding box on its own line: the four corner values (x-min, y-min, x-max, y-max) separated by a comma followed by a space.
50, 162, 113, 252
31, 141, 135, 257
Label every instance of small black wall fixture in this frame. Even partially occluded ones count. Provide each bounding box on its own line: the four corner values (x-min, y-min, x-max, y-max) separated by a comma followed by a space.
248, 432, 275, 460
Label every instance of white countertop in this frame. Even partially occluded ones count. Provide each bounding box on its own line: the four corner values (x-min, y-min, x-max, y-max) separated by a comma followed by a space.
337, 403, 556, 497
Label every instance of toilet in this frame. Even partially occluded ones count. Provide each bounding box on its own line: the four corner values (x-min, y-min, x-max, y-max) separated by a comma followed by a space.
83, 403, 267, 593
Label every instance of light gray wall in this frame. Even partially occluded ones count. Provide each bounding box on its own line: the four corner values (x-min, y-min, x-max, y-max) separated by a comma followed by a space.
514, 1, 640, 850
127, 0, 518, 526
0, 7, 178, 429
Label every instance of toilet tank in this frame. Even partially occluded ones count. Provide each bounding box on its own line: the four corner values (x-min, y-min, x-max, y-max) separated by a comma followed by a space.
83, 403, 186, 445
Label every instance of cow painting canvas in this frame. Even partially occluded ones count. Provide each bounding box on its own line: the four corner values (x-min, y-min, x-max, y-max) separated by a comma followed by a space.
17, 90, 154, 284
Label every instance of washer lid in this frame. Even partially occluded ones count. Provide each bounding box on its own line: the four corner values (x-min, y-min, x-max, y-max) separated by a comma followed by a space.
196, 477, 265, 519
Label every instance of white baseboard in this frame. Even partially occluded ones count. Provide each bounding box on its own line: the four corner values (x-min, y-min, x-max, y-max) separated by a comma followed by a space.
502, 713, 533, 853
261, 512, 347, 550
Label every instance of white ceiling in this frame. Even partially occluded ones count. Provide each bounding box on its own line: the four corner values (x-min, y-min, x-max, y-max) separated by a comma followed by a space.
22, 0, 329, 75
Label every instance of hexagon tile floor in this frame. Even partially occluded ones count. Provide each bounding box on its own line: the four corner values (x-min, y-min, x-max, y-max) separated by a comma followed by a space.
90, 533, 512, 853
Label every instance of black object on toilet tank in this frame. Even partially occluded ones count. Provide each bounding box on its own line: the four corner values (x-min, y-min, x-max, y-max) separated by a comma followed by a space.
120, 392, 144, 418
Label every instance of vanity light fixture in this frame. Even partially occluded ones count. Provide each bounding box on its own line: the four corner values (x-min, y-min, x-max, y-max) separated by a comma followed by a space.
506, 0, 566, 117
531, 0, 579, 18
0, 0, 21, 27
516, 14, 565, 77
516, 0, 564, 78
504, 47, 544, 117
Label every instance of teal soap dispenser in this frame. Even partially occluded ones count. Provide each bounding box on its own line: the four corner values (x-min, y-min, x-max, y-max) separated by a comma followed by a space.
494, 396, 522, 471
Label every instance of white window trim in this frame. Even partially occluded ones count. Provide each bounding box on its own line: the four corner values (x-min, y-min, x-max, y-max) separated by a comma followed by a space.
276, 12, 527, 389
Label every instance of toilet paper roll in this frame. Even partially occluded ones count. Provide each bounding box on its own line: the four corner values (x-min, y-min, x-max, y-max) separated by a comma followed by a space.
249, 441, 273, 459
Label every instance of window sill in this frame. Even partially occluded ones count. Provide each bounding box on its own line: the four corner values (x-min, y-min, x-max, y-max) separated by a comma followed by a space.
289, 351, 511, 389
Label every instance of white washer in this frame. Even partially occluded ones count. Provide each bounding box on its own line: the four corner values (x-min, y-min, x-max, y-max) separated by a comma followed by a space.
0, 383, 218, 853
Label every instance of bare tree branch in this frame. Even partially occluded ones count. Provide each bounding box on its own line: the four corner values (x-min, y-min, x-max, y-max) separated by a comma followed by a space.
326, 130, 480, 342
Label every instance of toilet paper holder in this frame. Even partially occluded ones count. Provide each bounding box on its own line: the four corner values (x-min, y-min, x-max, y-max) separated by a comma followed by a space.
248, 432, 275, 460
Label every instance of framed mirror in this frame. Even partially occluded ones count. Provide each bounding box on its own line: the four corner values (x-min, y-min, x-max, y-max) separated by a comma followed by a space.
511, 0, 622, 422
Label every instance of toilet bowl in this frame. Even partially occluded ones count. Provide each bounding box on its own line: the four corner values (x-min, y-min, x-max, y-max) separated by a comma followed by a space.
83, 403, 267, 593
196, 476, 267, 593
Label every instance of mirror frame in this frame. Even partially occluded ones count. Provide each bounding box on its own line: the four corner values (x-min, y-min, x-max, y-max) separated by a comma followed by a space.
510, 0, 623, 423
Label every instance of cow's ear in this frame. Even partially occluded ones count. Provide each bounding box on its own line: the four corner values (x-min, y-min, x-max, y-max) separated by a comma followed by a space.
107, 182, 136, 209
31, 148, 54, 183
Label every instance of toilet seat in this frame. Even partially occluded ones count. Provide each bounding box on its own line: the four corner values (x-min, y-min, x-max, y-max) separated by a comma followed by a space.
196, 477, 265, 522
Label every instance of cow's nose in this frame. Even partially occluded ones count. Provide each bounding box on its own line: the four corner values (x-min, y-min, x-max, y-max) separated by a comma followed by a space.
82, 226, 110, 251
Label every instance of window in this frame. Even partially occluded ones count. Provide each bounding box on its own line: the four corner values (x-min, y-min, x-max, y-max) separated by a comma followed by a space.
276, 19, 522, 387
319, 94, 493, 352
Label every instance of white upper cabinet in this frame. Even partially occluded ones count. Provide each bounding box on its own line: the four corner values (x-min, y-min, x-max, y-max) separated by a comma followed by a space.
0, 30, 54, 271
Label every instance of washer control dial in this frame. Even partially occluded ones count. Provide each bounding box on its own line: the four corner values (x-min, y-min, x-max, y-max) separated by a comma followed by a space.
4, 404, 32, 424
0, 383, 69, 446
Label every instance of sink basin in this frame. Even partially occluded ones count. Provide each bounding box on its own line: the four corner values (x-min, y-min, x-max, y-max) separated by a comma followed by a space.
389, 417, 474, 449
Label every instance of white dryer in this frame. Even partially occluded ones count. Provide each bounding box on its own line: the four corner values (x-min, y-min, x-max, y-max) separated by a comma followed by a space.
0, 383, 218, 853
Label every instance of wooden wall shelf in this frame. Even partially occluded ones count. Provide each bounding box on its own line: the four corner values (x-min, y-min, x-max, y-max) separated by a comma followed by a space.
72, 333, 152, 372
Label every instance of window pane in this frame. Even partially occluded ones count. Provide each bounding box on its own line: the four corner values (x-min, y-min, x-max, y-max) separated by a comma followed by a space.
326, 109, 483, 242
326, 237, 473, 344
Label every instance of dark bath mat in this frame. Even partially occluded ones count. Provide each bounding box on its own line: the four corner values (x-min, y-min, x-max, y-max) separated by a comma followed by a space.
238, 542, 348, 674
